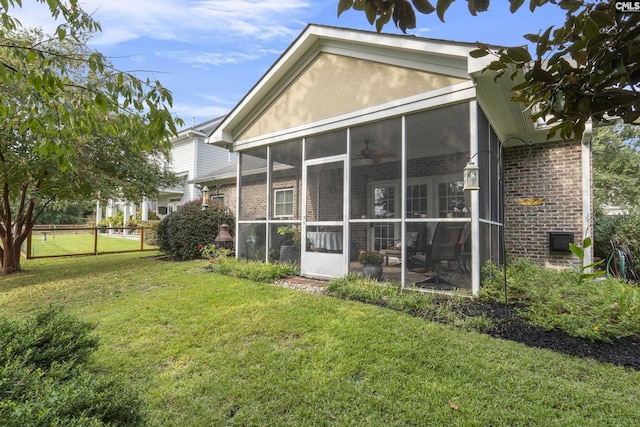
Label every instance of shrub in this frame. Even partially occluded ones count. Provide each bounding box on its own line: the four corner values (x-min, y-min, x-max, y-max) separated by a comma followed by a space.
358, 251, 384, 266
594, 210, 640, 274
157, 200, 235, 260
0, 307, 99, 370
328, 274, 433, 315
211, 257, 296, 283
0, 307, 147, 426
480, 259, 640, 342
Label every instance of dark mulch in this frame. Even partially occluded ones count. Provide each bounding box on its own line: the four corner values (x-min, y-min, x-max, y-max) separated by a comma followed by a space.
421, 298, 640, 371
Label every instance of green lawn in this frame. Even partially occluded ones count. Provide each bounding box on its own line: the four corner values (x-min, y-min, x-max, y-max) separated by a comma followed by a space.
27, 232, 157, 257
1, 253, 639, 426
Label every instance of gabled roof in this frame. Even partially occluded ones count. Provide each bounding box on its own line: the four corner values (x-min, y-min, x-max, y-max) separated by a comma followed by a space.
209, 24, 547, 149
174, 115, 226, 143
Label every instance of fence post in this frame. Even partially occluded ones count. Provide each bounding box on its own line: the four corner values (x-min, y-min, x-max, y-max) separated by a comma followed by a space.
26, 230, 32, 259
94, 226, 98, 255
140, 226, 144, 251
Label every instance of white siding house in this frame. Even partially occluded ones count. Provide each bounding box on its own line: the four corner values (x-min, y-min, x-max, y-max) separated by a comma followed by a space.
154, 116, 235, 217
96, 116, 234, 225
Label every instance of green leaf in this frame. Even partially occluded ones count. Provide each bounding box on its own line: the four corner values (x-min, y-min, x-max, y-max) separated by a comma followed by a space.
486, 60, 506, 71
55, 25, 66, 40
436, 0, 454, 22
364, 0, 376, 25
375, 10, 391, 33
536, 26, 552, 58
411, 0, 435, 14
585, 17, 600, 39
337, 0, 353, 17
577, 97, 591, 114
392, 0, 416, 33
506, 46, 532, 63
589, 10, 614, 27
509, 0, 525, 13
569, 243, 584, 259
469, 49, 489, 58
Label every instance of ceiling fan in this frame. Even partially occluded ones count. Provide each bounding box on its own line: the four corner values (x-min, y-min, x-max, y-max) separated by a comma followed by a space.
354, 140, 397, 164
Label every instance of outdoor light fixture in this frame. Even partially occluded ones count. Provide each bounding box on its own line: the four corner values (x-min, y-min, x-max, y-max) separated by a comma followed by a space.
214, 224, 234, 250
201, 185, 210, 211
463, 162, 480, 191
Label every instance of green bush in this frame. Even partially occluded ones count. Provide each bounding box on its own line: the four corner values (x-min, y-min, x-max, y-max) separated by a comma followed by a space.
594, 211, 640, 272
0, 307, 99, 370
0, 307, 147, 426
480, 259, 640, 342
211, 257, 296, 283
157, 200, 235, 260
328, 274, 433, 315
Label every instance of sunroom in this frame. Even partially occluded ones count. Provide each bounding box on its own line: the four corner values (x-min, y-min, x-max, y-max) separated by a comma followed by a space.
209, 25, 589, 294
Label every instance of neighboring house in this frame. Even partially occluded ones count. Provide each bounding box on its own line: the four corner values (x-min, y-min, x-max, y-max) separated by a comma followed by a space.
96, 116, 234, 224
197, 25, 592, 295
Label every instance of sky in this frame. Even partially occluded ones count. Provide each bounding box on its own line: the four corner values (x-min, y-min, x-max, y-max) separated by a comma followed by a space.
15, 0, 569, 129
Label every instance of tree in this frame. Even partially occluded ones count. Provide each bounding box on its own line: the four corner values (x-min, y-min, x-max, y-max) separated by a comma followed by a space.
338, 0, 639, 141
0, 3, 181, 274
592, 122, 640, 210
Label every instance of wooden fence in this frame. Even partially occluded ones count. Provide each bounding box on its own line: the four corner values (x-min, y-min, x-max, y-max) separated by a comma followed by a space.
22, 224, 160, 259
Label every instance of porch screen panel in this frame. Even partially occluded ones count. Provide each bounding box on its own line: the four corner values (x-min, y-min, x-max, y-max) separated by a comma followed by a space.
405, 103, 471, 290
350, 117, 402, 220
269, 140, 302, 265
305, 162, 343, 222
305, 129, 346, 161
270, 140, 302, 220
477, 108, 501, 223
239, 147, 267, 221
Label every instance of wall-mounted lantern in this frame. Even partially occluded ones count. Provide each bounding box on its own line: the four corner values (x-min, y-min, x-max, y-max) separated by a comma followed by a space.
463, 162, 480, 191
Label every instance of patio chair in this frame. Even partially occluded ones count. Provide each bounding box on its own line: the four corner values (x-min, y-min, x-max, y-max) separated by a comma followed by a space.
418, 222, 468, 285
405, 225, 430, 271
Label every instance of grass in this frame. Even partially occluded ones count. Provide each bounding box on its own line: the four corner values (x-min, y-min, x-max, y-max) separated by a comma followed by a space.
1, 253, 639, 426
27, 232, 157, 257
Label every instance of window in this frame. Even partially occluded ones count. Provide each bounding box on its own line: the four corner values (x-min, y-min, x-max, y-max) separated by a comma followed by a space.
168, 197, 182, 214
406, 183, 428, 218
210, 195, 224, 205
274, 188, 294, 218
438, 181, 466, 218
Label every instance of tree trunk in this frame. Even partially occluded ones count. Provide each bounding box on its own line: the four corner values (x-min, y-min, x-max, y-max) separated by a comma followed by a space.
1, 234, 22, 275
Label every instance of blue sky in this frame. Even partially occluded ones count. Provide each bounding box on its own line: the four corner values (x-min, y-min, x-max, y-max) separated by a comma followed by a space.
16, 1, 568, 128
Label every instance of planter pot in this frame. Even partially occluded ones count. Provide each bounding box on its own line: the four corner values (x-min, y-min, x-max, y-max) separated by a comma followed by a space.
362, 264, 383, 280
280, 245, 297, 264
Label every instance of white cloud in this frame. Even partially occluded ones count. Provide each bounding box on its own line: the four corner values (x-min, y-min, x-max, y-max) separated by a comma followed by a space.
10, 0, 310, 45
171, 102, 229, 122
78, 0, 309, 46
157, 50, 261, 67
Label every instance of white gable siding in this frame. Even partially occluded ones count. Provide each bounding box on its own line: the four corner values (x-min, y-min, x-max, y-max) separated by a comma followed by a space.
170, 141, 195, 175
197, 142, 234, 176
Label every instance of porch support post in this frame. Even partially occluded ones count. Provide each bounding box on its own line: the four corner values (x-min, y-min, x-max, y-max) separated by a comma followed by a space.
236, 154, 242, 259
400, 116, 407, 287
95, 201, 102, 224
141, 198, 149, 221
265, 146, 272, 262
469, 100, 480, 295
581, 122, 593, 268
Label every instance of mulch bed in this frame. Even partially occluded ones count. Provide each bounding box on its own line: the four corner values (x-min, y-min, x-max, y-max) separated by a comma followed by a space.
420, 298, 640, 371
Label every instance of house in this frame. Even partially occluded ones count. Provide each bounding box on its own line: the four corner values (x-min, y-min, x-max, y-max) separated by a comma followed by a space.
96, 116, 234, 225
199, 25, 592, 294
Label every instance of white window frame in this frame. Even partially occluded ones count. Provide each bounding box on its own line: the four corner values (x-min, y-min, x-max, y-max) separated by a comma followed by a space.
273, 188, 294, 219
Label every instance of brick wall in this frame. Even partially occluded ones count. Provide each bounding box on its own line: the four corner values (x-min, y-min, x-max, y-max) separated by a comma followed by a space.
504, 140, 584, 268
